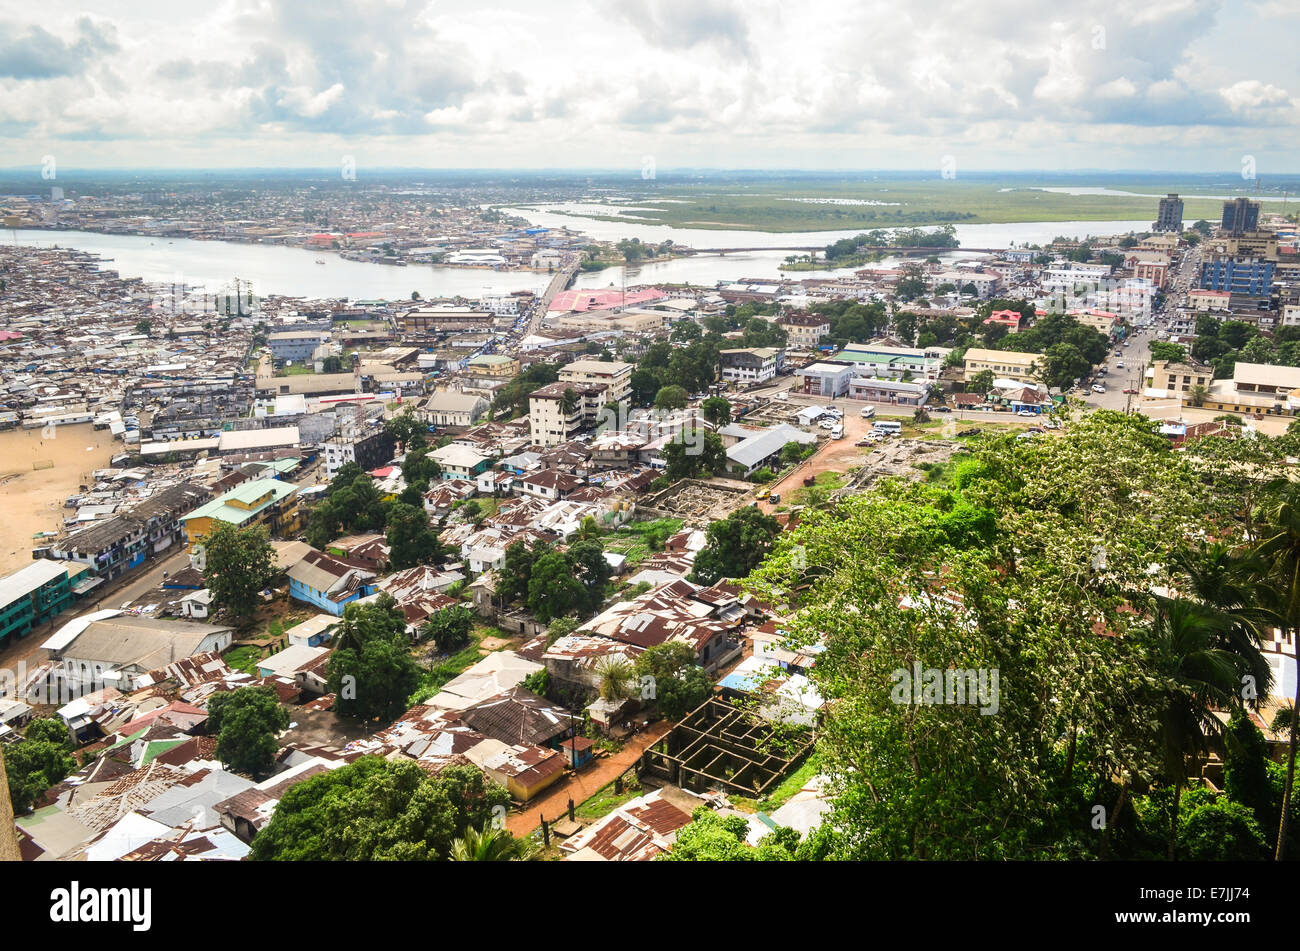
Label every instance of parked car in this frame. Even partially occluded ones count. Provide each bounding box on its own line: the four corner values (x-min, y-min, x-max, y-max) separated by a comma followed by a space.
768, 493, 781, 504
1091, 384, 1107, 394
1016, 410, 1036, 417
1122, 387, 1138, 394
933, 406, 952, 413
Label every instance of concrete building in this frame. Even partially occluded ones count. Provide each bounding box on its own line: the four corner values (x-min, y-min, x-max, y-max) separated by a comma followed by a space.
528, 381, 609, 448
832, 343, 950, 382
1150, 360, 1213, 396
180, 479, 300, 546
1154, 194, 1184, 233
557, 360, 633, 404
429, 443, 491, 480
794, 362, 856, 397
323, 428, 395, 479
1200, 257, 1275, 296
1221, 198, 1260, 235
41, 611, 235, 690
267, 331, 328, 364
962, 348, 1041, 384
777, 314, 831, 349
0, 560, 73, 648
847, 377, 930, 406
719, 348, 780, 385
422, 392, 489, 428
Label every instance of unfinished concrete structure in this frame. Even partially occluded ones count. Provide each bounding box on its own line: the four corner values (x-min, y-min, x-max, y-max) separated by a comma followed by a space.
640, 698, 812, 798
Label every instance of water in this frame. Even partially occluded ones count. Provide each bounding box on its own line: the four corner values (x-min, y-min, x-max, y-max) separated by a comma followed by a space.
4, 229, 550, 300
9, 212, 1162, 297
501, 204, 1158, 250
1032, 186, 1293, 203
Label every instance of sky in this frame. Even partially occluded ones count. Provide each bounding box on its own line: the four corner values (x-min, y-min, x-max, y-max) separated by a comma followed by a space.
0, 0, 1297, 173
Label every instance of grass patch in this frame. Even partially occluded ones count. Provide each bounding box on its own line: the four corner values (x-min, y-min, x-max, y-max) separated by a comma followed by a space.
791, 470, 847, 506
603, 517, 684, 566
223, 645, 267, 675
573, 771, 643, 821
760, 754, 821, 810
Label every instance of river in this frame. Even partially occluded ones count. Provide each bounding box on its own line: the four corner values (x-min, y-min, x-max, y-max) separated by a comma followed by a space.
5, 228, 550, 300
9, 212, 1159, 297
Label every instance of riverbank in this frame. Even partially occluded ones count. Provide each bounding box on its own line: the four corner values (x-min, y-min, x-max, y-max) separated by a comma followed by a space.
0, 425, 119, 576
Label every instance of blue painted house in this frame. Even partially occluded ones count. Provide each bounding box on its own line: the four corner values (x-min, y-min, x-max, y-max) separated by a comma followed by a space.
287, 549, 378, 617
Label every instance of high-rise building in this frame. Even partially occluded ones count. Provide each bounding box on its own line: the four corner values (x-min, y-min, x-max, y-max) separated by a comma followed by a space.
1154, 194, 1183, 233
1221, 198, 1260, 235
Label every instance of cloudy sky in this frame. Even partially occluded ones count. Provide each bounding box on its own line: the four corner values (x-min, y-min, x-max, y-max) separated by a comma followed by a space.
0, 0, 1297, 172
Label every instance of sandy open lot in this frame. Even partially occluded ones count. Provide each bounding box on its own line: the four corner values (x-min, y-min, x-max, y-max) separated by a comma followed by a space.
0, 425, 119, 575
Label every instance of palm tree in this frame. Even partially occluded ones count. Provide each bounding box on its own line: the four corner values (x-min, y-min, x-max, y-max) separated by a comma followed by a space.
1149, 594, 1256, 859
594, 656, 636, 702
559, 387, 579, 418
1250, 481, 1300, 858
449, 824, 539, 861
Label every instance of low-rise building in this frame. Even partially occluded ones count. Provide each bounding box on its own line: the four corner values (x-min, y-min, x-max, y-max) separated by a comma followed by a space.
0, 560, 74, 648
963, 347, 1041, 384
422, 391, 490, 428
719, 347, 780, 385
180, 478, 300, 546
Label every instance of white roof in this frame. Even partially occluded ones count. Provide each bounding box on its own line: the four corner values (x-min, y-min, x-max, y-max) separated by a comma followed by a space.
41, 608, 124, 653
0, 559, 70, 609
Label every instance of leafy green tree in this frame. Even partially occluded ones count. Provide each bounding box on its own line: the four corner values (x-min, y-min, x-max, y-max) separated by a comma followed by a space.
654, 385, 689, 411
1150, 341, 1187, 364
701, 396, 732, 426
386, 502, 441, 569
327, 596, 421, 722
670, 321, 702, 343
967, 368, 996, 395
449, 823, 539, 861
1178, 798, 1269, 861
199, 522, 276, 620
634, 642, 711, 719
567, 539, 613, 612
206, 686, 290, 777
527, 551, 588, 623
250, 759, 510, 860
593, 656, 636, 701
424, 604, 475, 654
1224, 709, 1274, 838
2, 718, 75, 814
499, 540, 551, 605
690, 506, 782, 586
663, 429, 726, 482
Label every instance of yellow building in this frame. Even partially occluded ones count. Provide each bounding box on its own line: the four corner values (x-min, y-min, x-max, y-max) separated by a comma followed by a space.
466, 354, 521, 378
963, 347, 1041, 384
180, 478, 301, 547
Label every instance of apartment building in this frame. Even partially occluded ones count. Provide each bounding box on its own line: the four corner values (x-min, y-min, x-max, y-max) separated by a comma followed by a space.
558, 359, 633, 404
528, 381, 609, 448
1151, 360, 1213, 395
323, 428, 396, 479
48, 483, 212, 582
719, 348, 780, 385
267, 331, 328, 364
1153, 194, 1183, 233
962, 347, 1041, 384
777, 313, 831, 349
0, 560, 73, 647
1199, 257, 1275, 296
181, 478, 301, 546
834, 342, 951, 382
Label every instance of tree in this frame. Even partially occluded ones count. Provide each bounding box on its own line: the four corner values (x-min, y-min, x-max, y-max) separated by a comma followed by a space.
1150, 341, 1187, 364
1186, 384, 1208, 408
327, 596, 421, 722
701, 396, 732, 427
527, 551, 588, 623
250, 758, 510, 861
593, 656, 636, 701
780, 441, 805, 466
634, 642, 711, 719
424, 604, 475, 654
449, 823, 539, 861
1224, 709, 1275, 839
1249, 481, 1300, 858
567, 539, 613, 612
663, 429, 726, 482
2, 718, 75, 814
670, 321, 702, 343
199, 522, 276, 621
559, 387, 579, 418
689, 506, 782, 586
967, 369, 996, 396
1178, 798, 1269, 861
206, 686, 290, 777
386, 502, 441, 569
654, 385, 689, 411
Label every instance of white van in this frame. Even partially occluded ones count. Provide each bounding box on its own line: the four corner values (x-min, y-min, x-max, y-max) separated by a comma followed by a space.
874, 420, 902, 434
831, 424, 844, 439
859, 406, 875, 419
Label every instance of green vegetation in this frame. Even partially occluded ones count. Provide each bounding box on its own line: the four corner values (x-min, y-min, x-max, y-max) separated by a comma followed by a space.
250, 758, 512, 861
603, 518, 683, 565
3, 718, 76, 814
327, 595, 423, 722
206, 686, 291, 777
526, 179, 1229, 232
689, 505, 783, 586
199, 522, 277, 622
728, 412, 1300, 860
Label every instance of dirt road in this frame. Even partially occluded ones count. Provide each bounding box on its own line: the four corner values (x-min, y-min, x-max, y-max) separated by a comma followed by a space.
507, 719, 672, 837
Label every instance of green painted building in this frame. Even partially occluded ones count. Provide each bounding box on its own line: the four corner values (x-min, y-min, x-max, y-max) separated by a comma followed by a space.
0, 560, 74, 647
